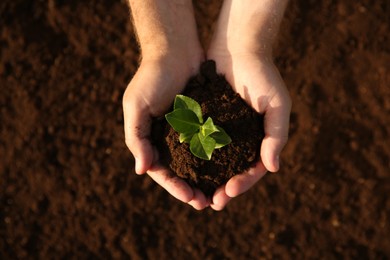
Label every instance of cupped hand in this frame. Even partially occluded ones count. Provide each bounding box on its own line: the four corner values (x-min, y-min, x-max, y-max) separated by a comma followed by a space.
207, 51, 292, 210
122, 54, 210, 210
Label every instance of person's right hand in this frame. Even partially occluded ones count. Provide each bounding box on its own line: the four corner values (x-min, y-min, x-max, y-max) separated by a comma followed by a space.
123, 53, 211, 210
125, 0, 211, 210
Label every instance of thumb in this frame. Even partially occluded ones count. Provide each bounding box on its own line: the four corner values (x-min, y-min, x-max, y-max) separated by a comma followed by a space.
126, 133, 155, 175
123, 97, 155, 175
260, 100, 291, 172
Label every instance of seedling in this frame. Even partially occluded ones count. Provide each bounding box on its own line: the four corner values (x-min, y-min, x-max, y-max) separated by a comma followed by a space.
165, 95, 232, 160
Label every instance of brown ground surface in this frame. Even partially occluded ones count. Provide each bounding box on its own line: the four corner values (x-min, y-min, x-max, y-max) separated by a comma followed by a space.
1, 0, 389, 259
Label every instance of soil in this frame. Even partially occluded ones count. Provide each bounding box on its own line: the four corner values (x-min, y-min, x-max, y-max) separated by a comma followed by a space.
154, 60, 264, 197
1, 0, 390, 259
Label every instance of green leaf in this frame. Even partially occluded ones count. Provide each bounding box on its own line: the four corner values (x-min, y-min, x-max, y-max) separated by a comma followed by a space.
179, 132, 193, 143
190, 132, 216, 160
211, 126, 232, 149
165, 108, 201, 134
166, 95, 232, 160
174, 95, 203, 124
201, 117, 219, 137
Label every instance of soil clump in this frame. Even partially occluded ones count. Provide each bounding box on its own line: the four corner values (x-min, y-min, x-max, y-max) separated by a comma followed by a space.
154, 60, 264, 196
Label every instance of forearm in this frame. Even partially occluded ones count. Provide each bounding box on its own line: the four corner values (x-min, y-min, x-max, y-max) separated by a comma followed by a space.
128, 0, 201, 60
210, 0, 289, 54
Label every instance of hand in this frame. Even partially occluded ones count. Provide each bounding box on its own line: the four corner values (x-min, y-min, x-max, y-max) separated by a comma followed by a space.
123, 54, 212, 210
125, 0, 290, 210
125, 0, 211, 210
207, 51, 291, 210
204, 0, 290, 210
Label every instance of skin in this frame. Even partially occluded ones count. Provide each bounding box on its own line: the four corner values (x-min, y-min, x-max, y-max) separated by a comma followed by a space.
208, 0, 291, 210
123, 0, 291, 210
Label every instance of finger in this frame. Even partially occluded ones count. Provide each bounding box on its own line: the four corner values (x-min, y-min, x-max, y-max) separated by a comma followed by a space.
147, 165, 194, 203
123, 95, 154, 174
188, 189, 210, 210
210, 185, 232, 211
261, 96, 291, 172
225, 162, 267, 198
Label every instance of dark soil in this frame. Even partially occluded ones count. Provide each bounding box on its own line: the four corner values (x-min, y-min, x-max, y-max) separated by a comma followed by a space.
1, 0, 390, 259
154, 60, 264, 197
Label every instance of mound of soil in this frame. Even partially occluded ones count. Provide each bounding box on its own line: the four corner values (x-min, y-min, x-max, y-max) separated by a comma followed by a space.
154, 60, 264, 196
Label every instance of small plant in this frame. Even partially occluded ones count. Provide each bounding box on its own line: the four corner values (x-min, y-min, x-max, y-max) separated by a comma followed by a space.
165, 95, 232, 160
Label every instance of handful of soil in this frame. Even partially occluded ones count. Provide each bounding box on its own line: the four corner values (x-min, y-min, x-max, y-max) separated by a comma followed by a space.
153, 60, 264, 197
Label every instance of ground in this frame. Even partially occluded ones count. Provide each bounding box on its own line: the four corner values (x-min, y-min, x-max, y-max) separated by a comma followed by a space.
1, 0, 389, 259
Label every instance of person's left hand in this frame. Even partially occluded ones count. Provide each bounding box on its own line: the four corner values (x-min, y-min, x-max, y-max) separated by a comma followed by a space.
207, 51, 292, 210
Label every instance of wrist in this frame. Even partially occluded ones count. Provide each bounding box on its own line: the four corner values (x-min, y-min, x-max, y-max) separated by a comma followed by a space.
209, 0, 288, 57
141, 41, 203, 62
140, 47, 204, 78
130, 0, 201, 62
136, 43, 204, 78
209, 37, 273, 58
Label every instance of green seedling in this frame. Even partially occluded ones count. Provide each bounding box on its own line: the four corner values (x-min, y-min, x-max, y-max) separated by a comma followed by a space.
165, 95, 232, 160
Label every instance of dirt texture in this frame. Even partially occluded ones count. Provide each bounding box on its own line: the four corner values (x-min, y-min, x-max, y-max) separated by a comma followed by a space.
1, 0, 389, 259
154, 60, 264, 197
